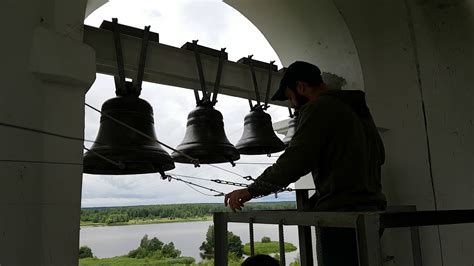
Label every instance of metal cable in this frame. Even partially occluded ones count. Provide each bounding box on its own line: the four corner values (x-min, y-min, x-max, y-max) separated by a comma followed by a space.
235, 162, 273, 165
167, 175, 225, 196
207, 164, 245, 178
211, 179, 248, 188
170, 173, 249, 188
0, 122, 100, 144
183, 182, 218, 197
169, 173, 210, 182
85, 103, 200, 166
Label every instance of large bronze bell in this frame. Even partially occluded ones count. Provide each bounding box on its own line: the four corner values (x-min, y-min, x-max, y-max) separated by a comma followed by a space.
236, 108, 285, 155
83, 96, 175, 175
282, 116, 297, 146
172, 105, 240, 164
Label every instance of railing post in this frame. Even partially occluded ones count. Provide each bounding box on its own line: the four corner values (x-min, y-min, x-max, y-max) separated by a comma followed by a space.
249, 218, 255, 256
296, 189, 314, 266
279, 220, 286, 266
214, 212, 228, 266
314, 221, 324, 266
356, 213, 382, 266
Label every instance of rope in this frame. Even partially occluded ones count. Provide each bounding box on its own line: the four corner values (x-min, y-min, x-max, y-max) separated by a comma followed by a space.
83, 146, 124, 168
0, 122, 99, 144
0, 159, 82, 166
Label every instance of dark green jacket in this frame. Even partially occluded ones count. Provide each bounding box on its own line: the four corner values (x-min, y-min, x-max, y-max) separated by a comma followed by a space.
247, 90, 387, 211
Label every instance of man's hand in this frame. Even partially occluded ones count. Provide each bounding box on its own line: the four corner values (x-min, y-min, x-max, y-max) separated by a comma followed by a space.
224, 188, 252, 212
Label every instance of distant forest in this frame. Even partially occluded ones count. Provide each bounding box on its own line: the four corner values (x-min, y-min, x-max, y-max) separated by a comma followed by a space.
81, 202, 296, 225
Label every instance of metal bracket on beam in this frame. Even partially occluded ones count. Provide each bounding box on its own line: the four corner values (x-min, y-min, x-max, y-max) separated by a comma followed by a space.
100, 20, 159, 42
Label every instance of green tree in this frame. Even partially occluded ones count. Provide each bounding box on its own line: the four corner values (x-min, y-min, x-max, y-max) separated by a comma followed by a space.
261, 236, 271, 243
162, 242, 181, 258
128, 234, 182, 259
199, 225, 244, 258
79, 246, 93, 259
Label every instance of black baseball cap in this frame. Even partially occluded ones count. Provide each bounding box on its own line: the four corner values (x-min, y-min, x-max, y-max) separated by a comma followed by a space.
271, 61, 323, 101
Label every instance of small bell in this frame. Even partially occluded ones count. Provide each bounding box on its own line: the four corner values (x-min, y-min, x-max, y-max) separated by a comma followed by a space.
236, 108, 285, 155
172, 105, 240, 164
173, 41, 238, 165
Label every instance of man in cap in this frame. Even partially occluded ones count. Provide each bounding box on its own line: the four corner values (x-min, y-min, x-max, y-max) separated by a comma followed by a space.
224, 61, 387, 265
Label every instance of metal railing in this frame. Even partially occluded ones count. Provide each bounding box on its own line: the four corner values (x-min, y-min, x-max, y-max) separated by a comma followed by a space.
213, 207, 474, 266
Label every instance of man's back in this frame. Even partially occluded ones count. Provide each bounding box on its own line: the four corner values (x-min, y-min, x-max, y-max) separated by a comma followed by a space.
303, 90, 386, 210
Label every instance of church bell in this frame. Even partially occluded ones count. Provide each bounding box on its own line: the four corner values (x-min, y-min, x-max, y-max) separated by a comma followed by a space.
83, 19, 175, 175
235, 56, 284, 155
172, 41, 239, 165
236, 108, 285, 155
83, 96, 175, 175
172, 105, 240, 164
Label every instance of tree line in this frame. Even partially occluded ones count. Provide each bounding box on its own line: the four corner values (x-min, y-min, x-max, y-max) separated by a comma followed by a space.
81, 202, 296, 224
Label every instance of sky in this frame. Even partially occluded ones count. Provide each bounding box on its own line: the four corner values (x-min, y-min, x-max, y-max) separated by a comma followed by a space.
82, 0, 295, 207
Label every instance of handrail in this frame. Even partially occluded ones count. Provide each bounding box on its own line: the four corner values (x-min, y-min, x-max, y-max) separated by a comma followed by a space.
213, 208, 474, 266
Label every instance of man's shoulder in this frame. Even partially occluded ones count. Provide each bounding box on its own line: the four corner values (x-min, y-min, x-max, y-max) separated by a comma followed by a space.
301, 92, 348, 115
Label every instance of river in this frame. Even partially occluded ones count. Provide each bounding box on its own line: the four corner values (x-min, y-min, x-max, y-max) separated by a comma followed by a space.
80, 221, 300, 264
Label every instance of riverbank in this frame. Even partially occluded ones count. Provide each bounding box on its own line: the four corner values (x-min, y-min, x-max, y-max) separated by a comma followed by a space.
80, 216, 213, 226
80, 221, 300, 263
80, 202, 296, 226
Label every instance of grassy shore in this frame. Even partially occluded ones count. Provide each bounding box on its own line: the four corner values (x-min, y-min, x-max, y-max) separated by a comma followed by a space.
80, 256, 195, 266
243, 241, 297, 255
80, 216, 213, 226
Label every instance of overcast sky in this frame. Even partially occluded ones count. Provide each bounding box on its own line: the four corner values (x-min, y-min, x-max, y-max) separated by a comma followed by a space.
82, 0, 295, 207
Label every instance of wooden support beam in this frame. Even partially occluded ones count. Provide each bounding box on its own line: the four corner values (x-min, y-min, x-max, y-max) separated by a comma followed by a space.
83, 24, 286, 107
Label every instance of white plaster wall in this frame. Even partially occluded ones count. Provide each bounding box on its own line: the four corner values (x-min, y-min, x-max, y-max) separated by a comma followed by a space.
226, 0, 364, 93
228, 0, 474, 265
0, 0, 95, 265
408, 1, 474, 265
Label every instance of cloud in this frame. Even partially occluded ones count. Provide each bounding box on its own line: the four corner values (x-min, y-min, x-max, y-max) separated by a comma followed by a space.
82, 0, 295, 207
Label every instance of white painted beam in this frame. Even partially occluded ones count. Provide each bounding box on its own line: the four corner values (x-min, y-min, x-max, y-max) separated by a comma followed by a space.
83, 25, 286, 106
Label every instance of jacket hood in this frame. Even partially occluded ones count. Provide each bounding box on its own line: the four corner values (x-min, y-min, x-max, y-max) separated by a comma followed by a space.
321, 90, 370, 117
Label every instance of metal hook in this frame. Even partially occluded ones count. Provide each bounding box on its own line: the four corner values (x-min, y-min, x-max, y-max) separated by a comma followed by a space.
133, 25, 151, 96
248, 55, 261, 107
192, 40, 208, 105
264, 60, 275, 110
211, 48, 226, 105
